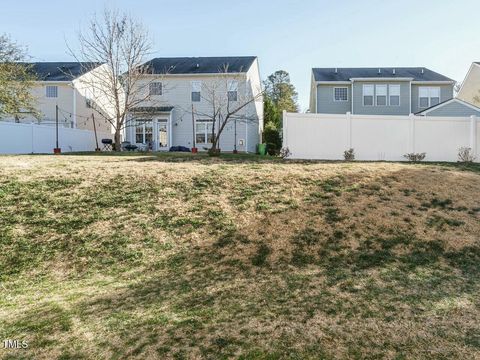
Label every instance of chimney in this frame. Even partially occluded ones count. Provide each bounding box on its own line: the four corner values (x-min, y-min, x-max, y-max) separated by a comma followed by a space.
421, 68, 424, 74
378, 68, 381, 74
334, 68, 338, 74
393, 68, 396, 75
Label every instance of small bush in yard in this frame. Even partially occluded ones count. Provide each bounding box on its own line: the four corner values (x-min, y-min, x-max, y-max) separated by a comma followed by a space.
403, 152, 426, 162
343, 148, 355, 161
280, 147, 291, 159
458, 147, 476, 163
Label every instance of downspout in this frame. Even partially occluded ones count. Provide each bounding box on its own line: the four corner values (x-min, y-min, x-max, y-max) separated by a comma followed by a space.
351, 80, 354, 114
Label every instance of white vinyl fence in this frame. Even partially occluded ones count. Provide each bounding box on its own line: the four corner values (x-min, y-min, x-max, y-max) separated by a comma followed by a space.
283, 112, 479, 162
0, 122, 112, 154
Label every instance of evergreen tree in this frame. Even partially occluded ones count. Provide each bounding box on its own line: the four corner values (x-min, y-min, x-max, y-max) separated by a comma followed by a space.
263, 70, 299, 113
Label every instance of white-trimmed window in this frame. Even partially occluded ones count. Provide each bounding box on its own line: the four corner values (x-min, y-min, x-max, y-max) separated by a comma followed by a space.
375, 84, 387, 106
191, 81, 201, 102
334, 87, 348, 101
363, 84, 374, 106
135, 120, 153, 144
227, 80, 238, 101
419, 87, 440, 108
195, 120, 213, 144
46, 85, 58, 98
389, 84, 400, 106
149, 82, 162, 96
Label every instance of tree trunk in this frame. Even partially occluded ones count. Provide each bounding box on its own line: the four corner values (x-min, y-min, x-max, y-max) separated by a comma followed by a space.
114, 129, 122, 151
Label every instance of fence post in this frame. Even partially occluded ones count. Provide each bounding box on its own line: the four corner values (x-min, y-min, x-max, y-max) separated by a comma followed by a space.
346, 111, 352, 149
282, 110, 287, 149
470, 115, 477, 158
31, 123, 34, 154
409, 113, 415, 154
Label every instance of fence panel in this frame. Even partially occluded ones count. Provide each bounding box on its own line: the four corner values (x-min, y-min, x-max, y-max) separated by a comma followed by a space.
0, 122, 112, 154
283, 112, 478, 162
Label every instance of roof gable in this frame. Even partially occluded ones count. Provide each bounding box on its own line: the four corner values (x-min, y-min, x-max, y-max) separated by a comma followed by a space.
143, 56, 256, 75
415, 98, 480, 115
312, 67, 454, 82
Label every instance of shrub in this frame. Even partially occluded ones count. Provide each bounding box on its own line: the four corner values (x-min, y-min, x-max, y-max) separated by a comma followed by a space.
458, 147, 476, 163
403, 152, 426, 162
262, 123, 282, 156
279, 147, 291, 159
343, 148, 355, 161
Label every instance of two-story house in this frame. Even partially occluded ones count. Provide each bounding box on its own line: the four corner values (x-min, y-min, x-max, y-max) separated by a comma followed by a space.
309, 67, 455, 115
124, 56, 263, 152
2, 62, 111, 133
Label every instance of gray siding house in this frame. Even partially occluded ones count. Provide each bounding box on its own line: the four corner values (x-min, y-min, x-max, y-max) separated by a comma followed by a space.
309, 67, 455, 116
125, 56, 263, 153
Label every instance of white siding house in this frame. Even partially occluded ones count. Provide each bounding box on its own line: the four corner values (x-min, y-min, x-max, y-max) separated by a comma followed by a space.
124, 57, 263, 152
1, 62, 111, 133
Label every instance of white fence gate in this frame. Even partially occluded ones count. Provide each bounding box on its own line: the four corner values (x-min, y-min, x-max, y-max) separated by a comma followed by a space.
0, 122, 112, 154
283, 112, 479, 162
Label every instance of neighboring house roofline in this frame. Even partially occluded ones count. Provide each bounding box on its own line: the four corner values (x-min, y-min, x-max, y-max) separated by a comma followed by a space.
415, 97, 480, 115
349, 77, 414, 81
312, 67, 454, 82
411, 80, 456, 85
457, 62, 480, 96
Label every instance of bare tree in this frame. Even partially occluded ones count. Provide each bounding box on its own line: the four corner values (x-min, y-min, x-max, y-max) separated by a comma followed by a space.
70, 9, 159, 150
188, 67, 263, 154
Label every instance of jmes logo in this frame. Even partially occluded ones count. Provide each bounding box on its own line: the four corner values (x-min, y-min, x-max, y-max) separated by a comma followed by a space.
3, 339, 28, 349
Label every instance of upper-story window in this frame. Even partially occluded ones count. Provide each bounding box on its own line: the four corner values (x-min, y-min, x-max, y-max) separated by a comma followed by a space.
227, 80, 238, 101
389, 85, 400, 106
363, 85, 374, 106
46, 85, 58, 98
333, 87, 348, 101
191, 81, 201, 102
375, 85, 387, 106
419, 87, 440, 108
149, 82, 162, 96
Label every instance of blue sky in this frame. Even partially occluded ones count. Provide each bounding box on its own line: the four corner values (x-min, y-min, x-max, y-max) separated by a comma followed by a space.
1, 0, 479, 110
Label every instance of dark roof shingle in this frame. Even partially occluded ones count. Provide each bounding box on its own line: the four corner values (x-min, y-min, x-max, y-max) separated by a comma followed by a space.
312, 67, 454, 82
142, 57, 256, 75
28, 62, 102, 81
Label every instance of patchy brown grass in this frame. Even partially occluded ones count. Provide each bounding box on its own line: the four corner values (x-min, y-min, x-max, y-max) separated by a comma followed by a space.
0, 154, 479, 359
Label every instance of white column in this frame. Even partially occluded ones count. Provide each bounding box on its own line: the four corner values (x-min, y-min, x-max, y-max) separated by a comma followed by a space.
282, 110, 288, 149
169, 111, 173, 149
470, 115, 477, 157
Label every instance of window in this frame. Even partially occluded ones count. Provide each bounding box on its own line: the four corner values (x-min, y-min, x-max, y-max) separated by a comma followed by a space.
135, 120, 153, 144
363, 85, 374, 106
46, 86, 58, 98
191, 81, 201, 102
149, 82, 162, 96
419, 87, 440, 108
375, 85, 387, 106
227, 80, 238, 101
389, 85, 400, 106
334, 87, 348, 101
195, 121, 213, 144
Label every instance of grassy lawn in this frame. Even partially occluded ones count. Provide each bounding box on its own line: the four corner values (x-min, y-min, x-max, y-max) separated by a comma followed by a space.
0, 153, 479, 359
